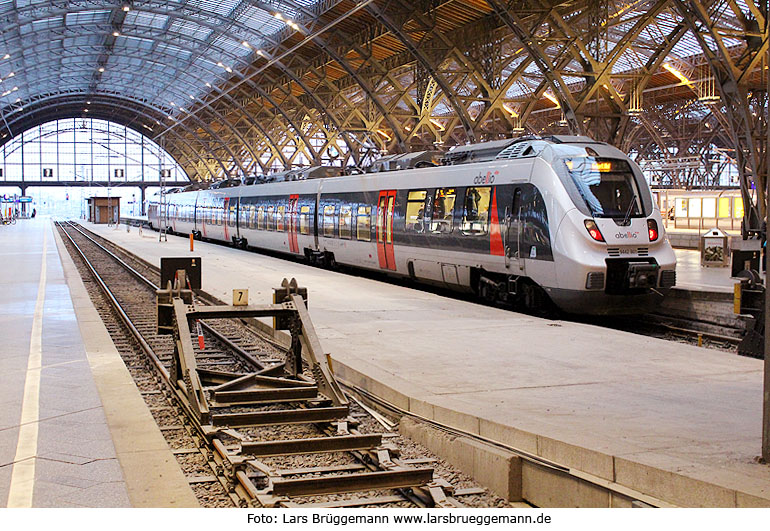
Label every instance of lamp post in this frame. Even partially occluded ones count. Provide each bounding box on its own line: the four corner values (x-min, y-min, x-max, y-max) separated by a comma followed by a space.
763, 36, 770, 463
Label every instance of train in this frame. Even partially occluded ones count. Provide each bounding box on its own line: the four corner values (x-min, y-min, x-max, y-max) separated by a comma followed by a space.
148, 135, 677, 315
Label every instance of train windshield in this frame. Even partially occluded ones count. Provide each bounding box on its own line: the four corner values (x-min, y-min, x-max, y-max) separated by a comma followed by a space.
563, 157, 642, 218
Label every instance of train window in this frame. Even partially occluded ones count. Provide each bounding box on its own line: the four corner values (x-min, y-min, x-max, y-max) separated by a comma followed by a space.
267, 206, 275, 230
462, 187, 491, 234
228, 204, 236, 227
357, 206, 371, 241
323, 205, 336, 237
405, 190, 427, 232
277, 205, 286, 231
519, 186, 553, 261
431, 188, 456, 233
299, 205, 311, 235
339, 205, 352, 239
257, 206, 265, 230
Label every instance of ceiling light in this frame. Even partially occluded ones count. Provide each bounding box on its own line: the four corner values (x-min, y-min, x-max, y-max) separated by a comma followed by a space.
205, 82, 211, 87
274, 12, 282, 20
2, 54, 9, 60
225, 66, 232, 73
84, 109, 88, 112
429, 118, 445, 131
170, 101, 176, 106
217, 61, 224, 67
662, 63, 690, 84
8, 72, 14, 77
256, 50, 264, 56
11, 86, 17, 91
242, 41, 250, 48
113, 31, 120, 37
189, 94, 195, 99
87, 101, 91, 104
502, 103, 519, 118
543, 92, 560, 108
122, 5, 130, 11
98, 67, 105, 72
15, 98, 20, 102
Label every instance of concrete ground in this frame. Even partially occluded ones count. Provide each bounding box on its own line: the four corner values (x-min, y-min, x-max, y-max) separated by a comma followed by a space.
0, 217, 197, 507
86, 220, 770, 507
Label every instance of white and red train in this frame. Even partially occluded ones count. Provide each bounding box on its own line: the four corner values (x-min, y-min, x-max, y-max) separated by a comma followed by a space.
148, 135, 677, 315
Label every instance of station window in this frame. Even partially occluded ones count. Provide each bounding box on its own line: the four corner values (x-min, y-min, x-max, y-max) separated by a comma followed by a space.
299, 205, 311, 235
405, 190, 427, 232
277, 205, 286, 232
257, 206, 265, 230
339, 205, 352, 239
267, 205, 275, 230
357, 205, 371, 241
431, 188, 456, 233
462, 187, 491, 234
323, 205, 336, 237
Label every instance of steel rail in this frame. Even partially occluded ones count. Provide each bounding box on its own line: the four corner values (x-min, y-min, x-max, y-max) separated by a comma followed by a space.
57, 221, 448, 508
55, 221, 255, 506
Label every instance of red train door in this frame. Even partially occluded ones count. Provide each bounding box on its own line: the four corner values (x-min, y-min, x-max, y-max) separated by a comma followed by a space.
288, 195, 299, 253
376, 190, 396, 270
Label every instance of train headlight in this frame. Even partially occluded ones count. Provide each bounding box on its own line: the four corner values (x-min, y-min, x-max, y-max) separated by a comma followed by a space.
647, 219, 659, 242
584, 220, 605, 242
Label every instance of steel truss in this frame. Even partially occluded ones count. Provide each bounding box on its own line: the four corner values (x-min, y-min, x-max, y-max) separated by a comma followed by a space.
0, 0, 765, 225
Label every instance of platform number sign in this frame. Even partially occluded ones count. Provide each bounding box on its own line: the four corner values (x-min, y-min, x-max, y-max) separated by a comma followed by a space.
233, 288, 248, 306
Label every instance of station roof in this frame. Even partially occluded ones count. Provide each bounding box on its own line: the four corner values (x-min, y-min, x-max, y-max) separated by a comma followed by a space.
0, 1, 764, 182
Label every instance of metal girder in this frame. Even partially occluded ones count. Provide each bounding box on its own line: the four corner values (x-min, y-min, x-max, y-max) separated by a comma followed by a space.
486, 0, 582, 134
365, 1, 478, 143
674, 0, 767, 232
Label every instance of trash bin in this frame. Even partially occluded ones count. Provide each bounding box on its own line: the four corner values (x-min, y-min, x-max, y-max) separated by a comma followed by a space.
701, 227, 729, 267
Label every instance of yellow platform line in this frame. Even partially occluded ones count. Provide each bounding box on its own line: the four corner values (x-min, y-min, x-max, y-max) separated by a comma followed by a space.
6, 228, 47, 508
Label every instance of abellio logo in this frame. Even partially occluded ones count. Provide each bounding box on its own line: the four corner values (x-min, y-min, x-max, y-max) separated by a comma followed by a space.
615, 231, 639, 239
473, 170, 499, 185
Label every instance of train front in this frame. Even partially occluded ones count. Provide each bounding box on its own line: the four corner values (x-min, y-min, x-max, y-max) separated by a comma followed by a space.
543, 142, 677, 315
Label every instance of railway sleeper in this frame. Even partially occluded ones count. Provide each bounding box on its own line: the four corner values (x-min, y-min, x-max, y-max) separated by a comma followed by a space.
211, 405, 349, 428
240, 434, 383, 457
211, 386, 320, 406
269, 467, 435, 497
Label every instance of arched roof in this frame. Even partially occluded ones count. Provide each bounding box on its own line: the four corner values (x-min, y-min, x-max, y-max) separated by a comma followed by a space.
0, 0, 765, 197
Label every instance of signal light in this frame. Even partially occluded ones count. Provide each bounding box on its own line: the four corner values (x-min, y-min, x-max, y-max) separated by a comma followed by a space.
584, 220, 604, 242
647, 219, 659, 241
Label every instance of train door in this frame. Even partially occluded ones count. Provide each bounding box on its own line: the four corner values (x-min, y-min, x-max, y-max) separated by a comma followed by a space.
223, 197, 231, 241
288, 194, 299, 253
376, 190, 396, 270
505, 187, 524, 271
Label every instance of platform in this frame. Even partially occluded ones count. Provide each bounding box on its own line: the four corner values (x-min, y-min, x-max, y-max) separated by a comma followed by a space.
87, 221, 770, 507
0, 217, 197, 507
673, 249, 740, 294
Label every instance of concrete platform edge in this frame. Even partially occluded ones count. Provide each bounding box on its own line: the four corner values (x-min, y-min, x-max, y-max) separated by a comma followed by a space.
52, 222, 199, 508
331, 359, 770, 508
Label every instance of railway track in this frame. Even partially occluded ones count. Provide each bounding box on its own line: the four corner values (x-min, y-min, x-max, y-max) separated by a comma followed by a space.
56, 221, 503, 508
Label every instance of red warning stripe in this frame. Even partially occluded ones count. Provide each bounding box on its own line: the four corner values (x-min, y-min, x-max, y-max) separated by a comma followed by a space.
489, 187, 504, 256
